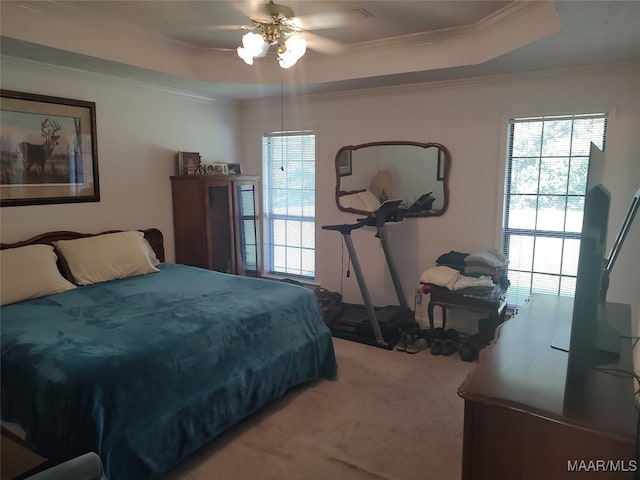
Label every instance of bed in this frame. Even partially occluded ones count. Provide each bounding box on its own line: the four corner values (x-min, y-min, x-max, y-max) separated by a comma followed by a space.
1, 228, 338, 479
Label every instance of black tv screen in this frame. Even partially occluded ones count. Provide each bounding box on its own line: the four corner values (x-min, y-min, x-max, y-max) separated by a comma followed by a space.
562, 144, 637, 394
565, 184, 611, 386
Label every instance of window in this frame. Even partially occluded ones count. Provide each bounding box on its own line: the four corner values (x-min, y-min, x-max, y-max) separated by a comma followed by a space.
263, 131, 316, 278
503, 114, 607, 306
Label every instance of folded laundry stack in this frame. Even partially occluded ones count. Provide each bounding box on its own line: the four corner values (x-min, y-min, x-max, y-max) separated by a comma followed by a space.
419, 265, 495, 292
419, 250, 510, 359
421, 249, 509, 299
463, 249, 509, 289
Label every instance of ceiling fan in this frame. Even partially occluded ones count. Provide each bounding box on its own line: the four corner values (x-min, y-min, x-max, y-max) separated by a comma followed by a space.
221, 1, 371, 68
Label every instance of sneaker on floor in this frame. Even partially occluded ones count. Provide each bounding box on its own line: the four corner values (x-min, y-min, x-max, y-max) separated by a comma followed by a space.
441, 328, 460, 356
420, 329, 433, 347
395, 333, 408, 352
406, 336, 428, 354
459, 338, 475, 362
430, 327, 445, 355
459, 334, 481, 362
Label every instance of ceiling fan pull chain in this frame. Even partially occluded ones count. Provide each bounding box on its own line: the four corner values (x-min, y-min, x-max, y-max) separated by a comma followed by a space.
280, 71, 285, 171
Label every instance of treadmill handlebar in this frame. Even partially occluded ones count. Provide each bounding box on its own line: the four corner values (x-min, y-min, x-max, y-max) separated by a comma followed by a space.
322, 217, 370, 234
359, 207, 407, 226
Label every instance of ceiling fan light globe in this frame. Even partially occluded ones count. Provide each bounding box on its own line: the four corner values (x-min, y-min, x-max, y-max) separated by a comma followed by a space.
237, 46, 255, 65
285, 36, 306, 57
256, 41, 270, 58
241, 31, 266, 55
278, 49, 301, 68
278, 56, 297, 68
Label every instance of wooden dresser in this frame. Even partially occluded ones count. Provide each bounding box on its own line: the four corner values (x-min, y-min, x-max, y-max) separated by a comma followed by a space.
1, 431, 48, 479
171, 175, 261, 276
458, 294, 637, 480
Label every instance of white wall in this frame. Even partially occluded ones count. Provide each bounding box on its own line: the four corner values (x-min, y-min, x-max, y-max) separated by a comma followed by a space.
0, 57, 239, 260
239, 62, 640, 335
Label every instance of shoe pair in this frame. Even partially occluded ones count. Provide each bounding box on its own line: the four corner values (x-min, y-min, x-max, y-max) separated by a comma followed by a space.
459, 333, 486, 362
431, 328, 459, 356
395, 332, 428, 354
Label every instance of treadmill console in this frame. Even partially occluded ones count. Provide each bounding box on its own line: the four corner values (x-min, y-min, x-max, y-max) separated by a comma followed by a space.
408, 192, 435, 212
376, 199, 403, 212
364, 199, 405, 226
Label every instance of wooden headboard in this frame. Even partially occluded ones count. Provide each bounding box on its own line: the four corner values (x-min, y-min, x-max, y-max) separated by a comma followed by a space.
0, 228, 165, 262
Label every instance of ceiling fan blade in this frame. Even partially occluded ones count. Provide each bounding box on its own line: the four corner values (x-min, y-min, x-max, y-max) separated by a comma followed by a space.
207, 24, 253, 31
293, 9, 372, 31
230, 0, 263, 17
234, 1, 297, 24
299, 31, 346, 55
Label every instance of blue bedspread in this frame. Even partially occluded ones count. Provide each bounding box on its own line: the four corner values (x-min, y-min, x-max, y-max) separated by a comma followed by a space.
1, 264, 337, 479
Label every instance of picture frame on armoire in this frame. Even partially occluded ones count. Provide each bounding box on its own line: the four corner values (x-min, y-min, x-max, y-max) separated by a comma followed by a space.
213, 163, 229, 175
0, 89, 100, 207
228, 163, 242, 175
176, 151, 201, 175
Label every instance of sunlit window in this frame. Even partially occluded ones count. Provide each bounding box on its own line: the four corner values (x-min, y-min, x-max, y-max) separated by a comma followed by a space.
503, 114, 607, 306
262, 132, 316, 278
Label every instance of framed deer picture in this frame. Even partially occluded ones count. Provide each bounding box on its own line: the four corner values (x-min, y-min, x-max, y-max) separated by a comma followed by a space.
0, 90, 99, 206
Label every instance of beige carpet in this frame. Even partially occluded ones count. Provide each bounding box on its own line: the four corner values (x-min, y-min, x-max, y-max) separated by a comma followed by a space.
161, 337, 476, 480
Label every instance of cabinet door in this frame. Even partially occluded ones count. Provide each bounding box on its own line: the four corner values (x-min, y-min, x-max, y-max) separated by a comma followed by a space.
206, 184, 235, 274
172, 177, 209, 268
234, 182, 261, 276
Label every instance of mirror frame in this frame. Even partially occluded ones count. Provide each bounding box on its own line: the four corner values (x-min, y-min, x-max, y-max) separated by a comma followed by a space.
334, 141, 451, 217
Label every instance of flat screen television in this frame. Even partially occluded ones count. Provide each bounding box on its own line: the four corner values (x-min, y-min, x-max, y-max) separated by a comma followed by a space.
565, 183, 614, 386
563, 145, 639, 387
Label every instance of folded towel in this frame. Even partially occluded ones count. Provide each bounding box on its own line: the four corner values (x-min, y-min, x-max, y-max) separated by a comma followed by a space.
464, 249, 508, 268
420, 266, 462, 290
452, 275, 495, 290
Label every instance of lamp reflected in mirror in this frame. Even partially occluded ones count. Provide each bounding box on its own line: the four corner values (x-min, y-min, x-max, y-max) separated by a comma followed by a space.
373, 170, 394, 202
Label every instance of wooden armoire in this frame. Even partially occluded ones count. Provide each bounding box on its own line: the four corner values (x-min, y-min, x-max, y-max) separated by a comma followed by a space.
170, 175, 261, 276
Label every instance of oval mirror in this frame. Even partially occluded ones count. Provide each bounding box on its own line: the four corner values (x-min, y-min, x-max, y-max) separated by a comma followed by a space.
335, 141, 451, 217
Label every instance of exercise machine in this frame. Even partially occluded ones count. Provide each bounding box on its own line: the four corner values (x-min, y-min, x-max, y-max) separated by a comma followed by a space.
322, 200, 416, 349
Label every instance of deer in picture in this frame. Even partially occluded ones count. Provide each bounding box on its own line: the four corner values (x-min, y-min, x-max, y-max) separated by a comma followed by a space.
17, 118, 62, 177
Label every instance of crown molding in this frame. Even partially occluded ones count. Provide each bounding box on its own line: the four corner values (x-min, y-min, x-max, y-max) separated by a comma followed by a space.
247, 59, 640, 106
0, 55, 227, 104
346, 1, 556, 52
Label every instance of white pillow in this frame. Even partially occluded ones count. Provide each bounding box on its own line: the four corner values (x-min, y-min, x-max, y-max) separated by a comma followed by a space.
54, 231, 159, 285
144, 239, 161, 266
357, 190, 381, 212
1, 244, 76, 306
340, 190, 381, 212
339, 192, 365, 210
